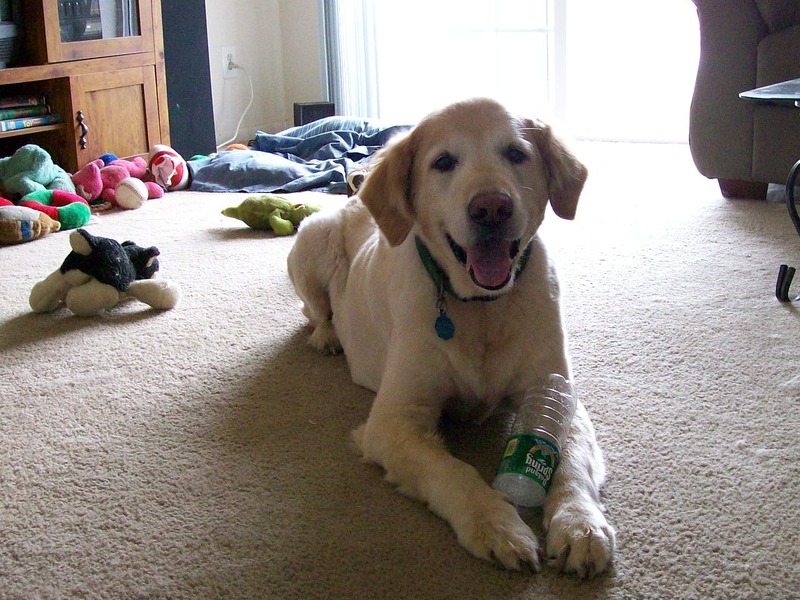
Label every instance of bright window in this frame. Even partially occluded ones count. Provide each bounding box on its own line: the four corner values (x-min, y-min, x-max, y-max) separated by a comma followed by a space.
324, 0, 700, 142
565, 1, 700, 142
373, 0, 556, 122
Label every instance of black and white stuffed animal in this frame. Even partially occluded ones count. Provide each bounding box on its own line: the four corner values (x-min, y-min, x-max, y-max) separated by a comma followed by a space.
29, 228, 180, 316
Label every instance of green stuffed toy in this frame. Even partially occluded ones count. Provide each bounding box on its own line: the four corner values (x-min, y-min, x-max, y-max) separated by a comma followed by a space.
21, 189, 91, 230
0, 144, 76, 199
222, 193, 321, 235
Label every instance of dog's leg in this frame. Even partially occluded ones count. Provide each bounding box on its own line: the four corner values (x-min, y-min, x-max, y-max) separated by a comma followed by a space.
353, 382, 541, 571
542, 402, 616, 578
287, 213, 343, 354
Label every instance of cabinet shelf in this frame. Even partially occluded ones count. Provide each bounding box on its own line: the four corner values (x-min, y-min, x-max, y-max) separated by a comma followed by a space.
0, 123, 65, 139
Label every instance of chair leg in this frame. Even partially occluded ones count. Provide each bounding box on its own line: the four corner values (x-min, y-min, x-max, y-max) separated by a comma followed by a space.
717, 179, 768, 200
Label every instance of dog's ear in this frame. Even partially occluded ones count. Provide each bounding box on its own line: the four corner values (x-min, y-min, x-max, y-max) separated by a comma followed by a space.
357, 131, 416, 246
523, 119, 588, 220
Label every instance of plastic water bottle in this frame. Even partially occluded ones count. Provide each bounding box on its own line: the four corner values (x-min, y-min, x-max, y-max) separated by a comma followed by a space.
492, 374, 577, 508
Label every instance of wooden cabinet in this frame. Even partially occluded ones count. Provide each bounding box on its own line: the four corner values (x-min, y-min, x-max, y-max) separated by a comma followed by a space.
33, 0, 157, 63
69, 65, 161, 161
0, 0, 169, 173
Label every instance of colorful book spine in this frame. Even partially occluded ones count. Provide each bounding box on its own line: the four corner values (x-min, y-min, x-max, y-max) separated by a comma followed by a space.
0, 105, 52, 120
0, 113, 62, 132
0, 95, 48, 109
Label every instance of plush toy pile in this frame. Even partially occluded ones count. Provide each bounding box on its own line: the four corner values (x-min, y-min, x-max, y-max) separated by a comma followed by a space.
29, 228, 180, 317
0, 143, 189, 245
0, 145, 91, 244
71, 155, 165, 211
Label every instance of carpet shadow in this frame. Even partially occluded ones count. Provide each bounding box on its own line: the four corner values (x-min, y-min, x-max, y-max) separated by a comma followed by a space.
197, 331, 619, 597
0, 304, 177, 351
726, 198, 799, 247
206, 226, 281, 242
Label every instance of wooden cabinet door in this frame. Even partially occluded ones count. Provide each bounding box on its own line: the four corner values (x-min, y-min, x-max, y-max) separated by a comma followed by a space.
34, 0, 155, 63
70, 65, 162, 167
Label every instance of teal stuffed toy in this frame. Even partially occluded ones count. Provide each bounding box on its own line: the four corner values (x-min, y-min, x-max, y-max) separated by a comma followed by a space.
0, 144, 76, 199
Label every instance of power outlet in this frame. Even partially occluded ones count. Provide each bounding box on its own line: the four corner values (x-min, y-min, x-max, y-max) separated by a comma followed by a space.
223, 45, 239, 79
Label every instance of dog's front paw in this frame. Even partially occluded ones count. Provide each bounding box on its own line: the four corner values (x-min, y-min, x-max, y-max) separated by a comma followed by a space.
309, 320, 342, 354
456, 491, 541, 571
545, 501, 615, 579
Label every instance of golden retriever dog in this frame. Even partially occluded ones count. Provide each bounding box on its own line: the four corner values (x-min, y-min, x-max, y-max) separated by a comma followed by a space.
287, 98, 615, 577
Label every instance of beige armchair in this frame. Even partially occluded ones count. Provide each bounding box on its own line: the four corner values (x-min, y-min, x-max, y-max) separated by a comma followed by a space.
689, 0, 800, 198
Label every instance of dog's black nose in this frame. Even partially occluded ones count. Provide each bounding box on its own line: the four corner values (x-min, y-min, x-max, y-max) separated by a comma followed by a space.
468, 193, 513, 227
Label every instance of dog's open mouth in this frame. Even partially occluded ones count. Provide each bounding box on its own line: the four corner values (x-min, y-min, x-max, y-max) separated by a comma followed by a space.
448, 235, 521, 290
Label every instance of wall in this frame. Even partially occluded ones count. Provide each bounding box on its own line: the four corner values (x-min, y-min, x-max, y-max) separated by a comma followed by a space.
204, 0, 325, 146
279, 0, 328, 112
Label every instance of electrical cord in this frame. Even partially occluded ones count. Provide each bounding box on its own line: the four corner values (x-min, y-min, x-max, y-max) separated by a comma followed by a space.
216, 60, 254, 150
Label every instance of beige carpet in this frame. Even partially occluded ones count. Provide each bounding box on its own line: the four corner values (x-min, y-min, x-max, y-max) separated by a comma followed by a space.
1, 142, 799, 599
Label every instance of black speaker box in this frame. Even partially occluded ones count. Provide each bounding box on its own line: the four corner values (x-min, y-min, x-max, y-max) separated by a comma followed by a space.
294, 102, 336, 127
161, 0, 216, 157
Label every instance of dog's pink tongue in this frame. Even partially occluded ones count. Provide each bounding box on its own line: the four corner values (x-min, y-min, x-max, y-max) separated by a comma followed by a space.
466, 242, 512, 289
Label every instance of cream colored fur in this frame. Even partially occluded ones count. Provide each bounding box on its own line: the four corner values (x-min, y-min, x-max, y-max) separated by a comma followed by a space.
287, 98, 615, 577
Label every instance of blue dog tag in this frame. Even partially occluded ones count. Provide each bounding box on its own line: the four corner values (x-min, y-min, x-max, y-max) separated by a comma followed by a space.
435, 313, 455, 340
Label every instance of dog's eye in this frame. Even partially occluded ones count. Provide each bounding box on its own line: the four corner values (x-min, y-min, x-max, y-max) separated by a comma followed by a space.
504, 146, 528, 165
432, 153, 458, 173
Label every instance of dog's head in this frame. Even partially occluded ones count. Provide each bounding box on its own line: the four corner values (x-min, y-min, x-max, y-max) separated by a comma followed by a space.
358, 97, 587, 299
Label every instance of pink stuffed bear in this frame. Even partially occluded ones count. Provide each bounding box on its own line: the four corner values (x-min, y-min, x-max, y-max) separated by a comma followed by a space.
72, 157, 164, 211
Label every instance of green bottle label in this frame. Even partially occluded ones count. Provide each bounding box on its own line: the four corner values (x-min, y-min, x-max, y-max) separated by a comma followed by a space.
496, 434, 560, 491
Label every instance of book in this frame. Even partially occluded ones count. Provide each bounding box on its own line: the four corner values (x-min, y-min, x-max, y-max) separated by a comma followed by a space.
0, 113, 62, 132
0, 94, 48, 109
0, 105, 52, 120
